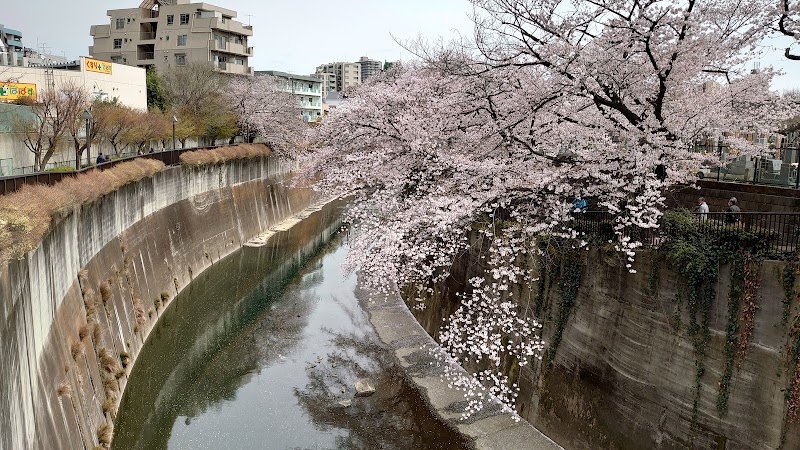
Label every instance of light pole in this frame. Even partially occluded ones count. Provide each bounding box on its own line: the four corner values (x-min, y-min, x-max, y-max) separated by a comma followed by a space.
81, 110, 93, 169
171, 115, 178, 150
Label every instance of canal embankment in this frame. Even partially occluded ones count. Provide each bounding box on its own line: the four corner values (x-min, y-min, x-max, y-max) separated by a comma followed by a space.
0, 153, 313, 450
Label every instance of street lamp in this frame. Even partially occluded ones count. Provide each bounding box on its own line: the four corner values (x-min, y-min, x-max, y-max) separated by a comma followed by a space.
81, 110, 93, 169
171, 115, 178, 150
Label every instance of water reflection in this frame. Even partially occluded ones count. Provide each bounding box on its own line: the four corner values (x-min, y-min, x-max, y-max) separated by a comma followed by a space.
113, 207, 470, 450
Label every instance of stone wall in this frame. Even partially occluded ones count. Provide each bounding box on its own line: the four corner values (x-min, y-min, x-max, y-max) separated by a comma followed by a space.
0, 156, 314, 450
410, 237, 800, 449
666, 180, 800, 213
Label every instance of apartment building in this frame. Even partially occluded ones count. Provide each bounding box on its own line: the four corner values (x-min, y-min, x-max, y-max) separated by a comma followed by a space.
314, 61, 361, 93
358, 56, 382, 82
256, 70, 323, 121
0, 24, 24, 67
89, 0, 253, 76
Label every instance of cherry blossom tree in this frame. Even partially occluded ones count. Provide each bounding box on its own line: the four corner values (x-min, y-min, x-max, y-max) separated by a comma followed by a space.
226, 75, 308, 151
296, 0, 796, 420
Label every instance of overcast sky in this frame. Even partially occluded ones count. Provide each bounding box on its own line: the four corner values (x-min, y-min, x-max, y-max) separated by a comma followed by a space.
5, 0, 799, 91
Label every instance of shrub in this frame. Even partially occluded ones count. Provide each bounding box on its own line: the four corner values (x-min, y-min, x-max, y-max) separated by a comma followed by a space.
179, 143, 271, 166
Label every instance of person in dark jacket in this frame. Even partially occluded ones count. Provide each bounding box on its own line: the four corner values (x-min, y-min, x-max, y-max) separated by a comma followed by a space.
725, 197, 741, 224
96, 153, 106, 165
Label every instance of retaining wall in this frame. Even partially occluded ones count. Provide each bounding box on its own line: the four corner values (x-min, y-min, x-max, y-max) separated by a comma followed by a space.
0, 156, 314, 450
410, 238, 800, 449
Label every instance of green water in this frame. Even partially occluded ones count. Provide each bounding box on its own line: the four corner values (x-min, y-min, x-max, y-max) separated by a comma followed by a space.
112, 208, 469, 450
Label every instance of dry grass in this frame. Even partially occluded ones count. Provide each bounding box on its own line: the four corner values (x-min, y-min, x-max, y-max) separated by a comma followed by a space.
56, 381, 71, 399
70, 340, 83, 360
0, 159, 164, 265
97, 422, 113, 447
78, 323, 91, 341
179, 143, 271, 166
83, 289, 98, 322
92, 323, 105, 344
99, 282, 112, 305
98, 347, 118, 374
133, 298, 146, 326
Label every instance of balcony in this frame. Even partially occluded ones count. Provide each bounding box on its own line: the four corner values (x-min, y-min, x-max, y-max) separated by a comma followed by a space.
141, 9, 159, 20
138, 52, 154, 61
207, 17, 253, 36
140, 32, 156, 40
90, 24, 111, 37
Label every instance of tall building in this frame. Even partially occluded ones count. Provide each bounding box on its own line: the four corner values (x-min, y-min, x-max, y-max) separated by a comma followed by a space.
0, 24, 24, 67
314, 61, 361, 93
89, 0, 253, 76
256, 70, 323, 122
358, 56, 381, 82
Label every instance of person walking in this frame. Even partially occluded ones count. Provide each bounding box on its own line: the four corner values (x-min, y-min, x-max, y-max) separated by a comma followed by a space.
725, 197, 741, 224
695, 197, 709, 221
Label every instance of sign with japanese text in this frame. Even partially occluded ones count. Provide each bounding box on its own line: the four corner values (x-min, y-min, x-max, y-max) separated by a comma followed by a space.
0, 83, 37, 102
85, 58, 112, 75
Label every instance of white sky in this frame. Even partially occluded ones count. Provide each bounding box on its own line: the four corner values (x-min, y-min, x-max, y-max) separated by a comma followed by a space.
5, 0, 799, 91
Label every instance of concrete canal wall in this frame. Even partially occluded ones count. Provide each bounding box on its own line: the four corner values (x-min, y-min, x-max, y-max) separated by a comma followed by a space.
0, 157, 314, 450
409, 237, 800, 450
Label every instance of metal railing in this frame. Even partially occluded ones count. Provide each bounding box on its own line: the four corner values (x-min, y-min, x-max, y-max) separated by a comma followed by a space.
0, 144, 237, 196
140, 32, 156, 40
138, 52, 155, 61
571, 210, 800, 256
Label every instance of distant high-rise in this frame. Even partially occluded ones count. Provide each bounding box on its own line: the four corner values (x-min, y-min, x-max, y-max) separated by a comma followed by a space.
314, 61, 361, 96
89, 0, 254, 75
358, 56, 382, 82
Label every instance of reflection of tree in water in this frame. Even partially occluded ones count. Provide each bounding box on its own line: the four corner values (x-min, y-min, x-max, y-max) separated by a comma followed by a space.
113, 212, 339, 450
295, 331, 473, 450
180, 291, 316, 421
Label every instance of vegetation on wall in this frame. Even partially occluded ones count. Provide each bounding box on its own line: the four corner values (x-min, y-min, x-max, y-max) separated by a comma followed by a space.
660, 209, 771, 420
538, 240, 586, 366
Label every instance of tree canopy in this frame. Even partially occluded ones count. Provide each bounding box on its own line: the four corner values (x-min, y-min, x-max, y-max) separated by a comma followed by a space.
296, 0, 800, 419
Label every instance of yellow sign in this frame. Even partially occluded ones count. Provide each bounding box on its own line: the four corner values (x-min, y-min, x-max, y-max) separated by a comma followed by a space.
0, 83, 37, 102
85, 58, 112, 75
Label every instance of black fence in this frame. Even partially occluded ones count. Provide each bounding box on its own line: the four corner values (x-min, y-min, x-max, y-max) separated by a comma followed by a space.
0, 144, 235, 196
572, 211, 800, 256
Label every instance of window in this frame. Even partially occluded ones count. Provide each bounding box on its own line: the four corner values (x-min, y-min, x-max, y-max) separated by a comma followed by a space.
115, 18, 125, 29
180, 14, 189, 25
167, 15, 174, 25
177, 35, 187, 46
113, 39, 122, 49
175, 53, 186, 66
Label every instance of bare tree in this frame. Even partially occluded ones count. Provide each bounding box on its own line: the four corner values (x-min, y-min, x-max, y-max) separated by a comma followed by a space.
63, 84, 92, 169
13, 85, 84, 171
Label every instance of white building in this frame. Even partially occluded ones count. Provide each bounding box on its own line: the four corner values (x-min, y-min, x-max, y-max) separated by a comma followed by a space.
90, 0, 254, 76
0, 57, 147, 110
256, 70, 323, 121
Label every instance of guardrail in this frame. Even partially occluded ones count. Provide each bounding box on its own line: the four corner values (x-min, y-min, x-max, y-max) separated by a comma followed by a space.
572, 210, 800, 256
0, 144, 234, 196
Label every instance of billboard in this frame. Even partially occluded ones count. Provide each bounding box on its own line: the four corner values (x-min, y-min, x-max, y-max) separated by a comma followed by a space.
0, 83, 37, 102
85, 58, 112, 75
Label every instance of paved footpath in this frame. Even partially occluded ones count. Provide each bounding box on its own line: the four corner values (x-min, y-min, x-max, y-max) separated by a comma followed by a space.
355, 280, 564, 450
